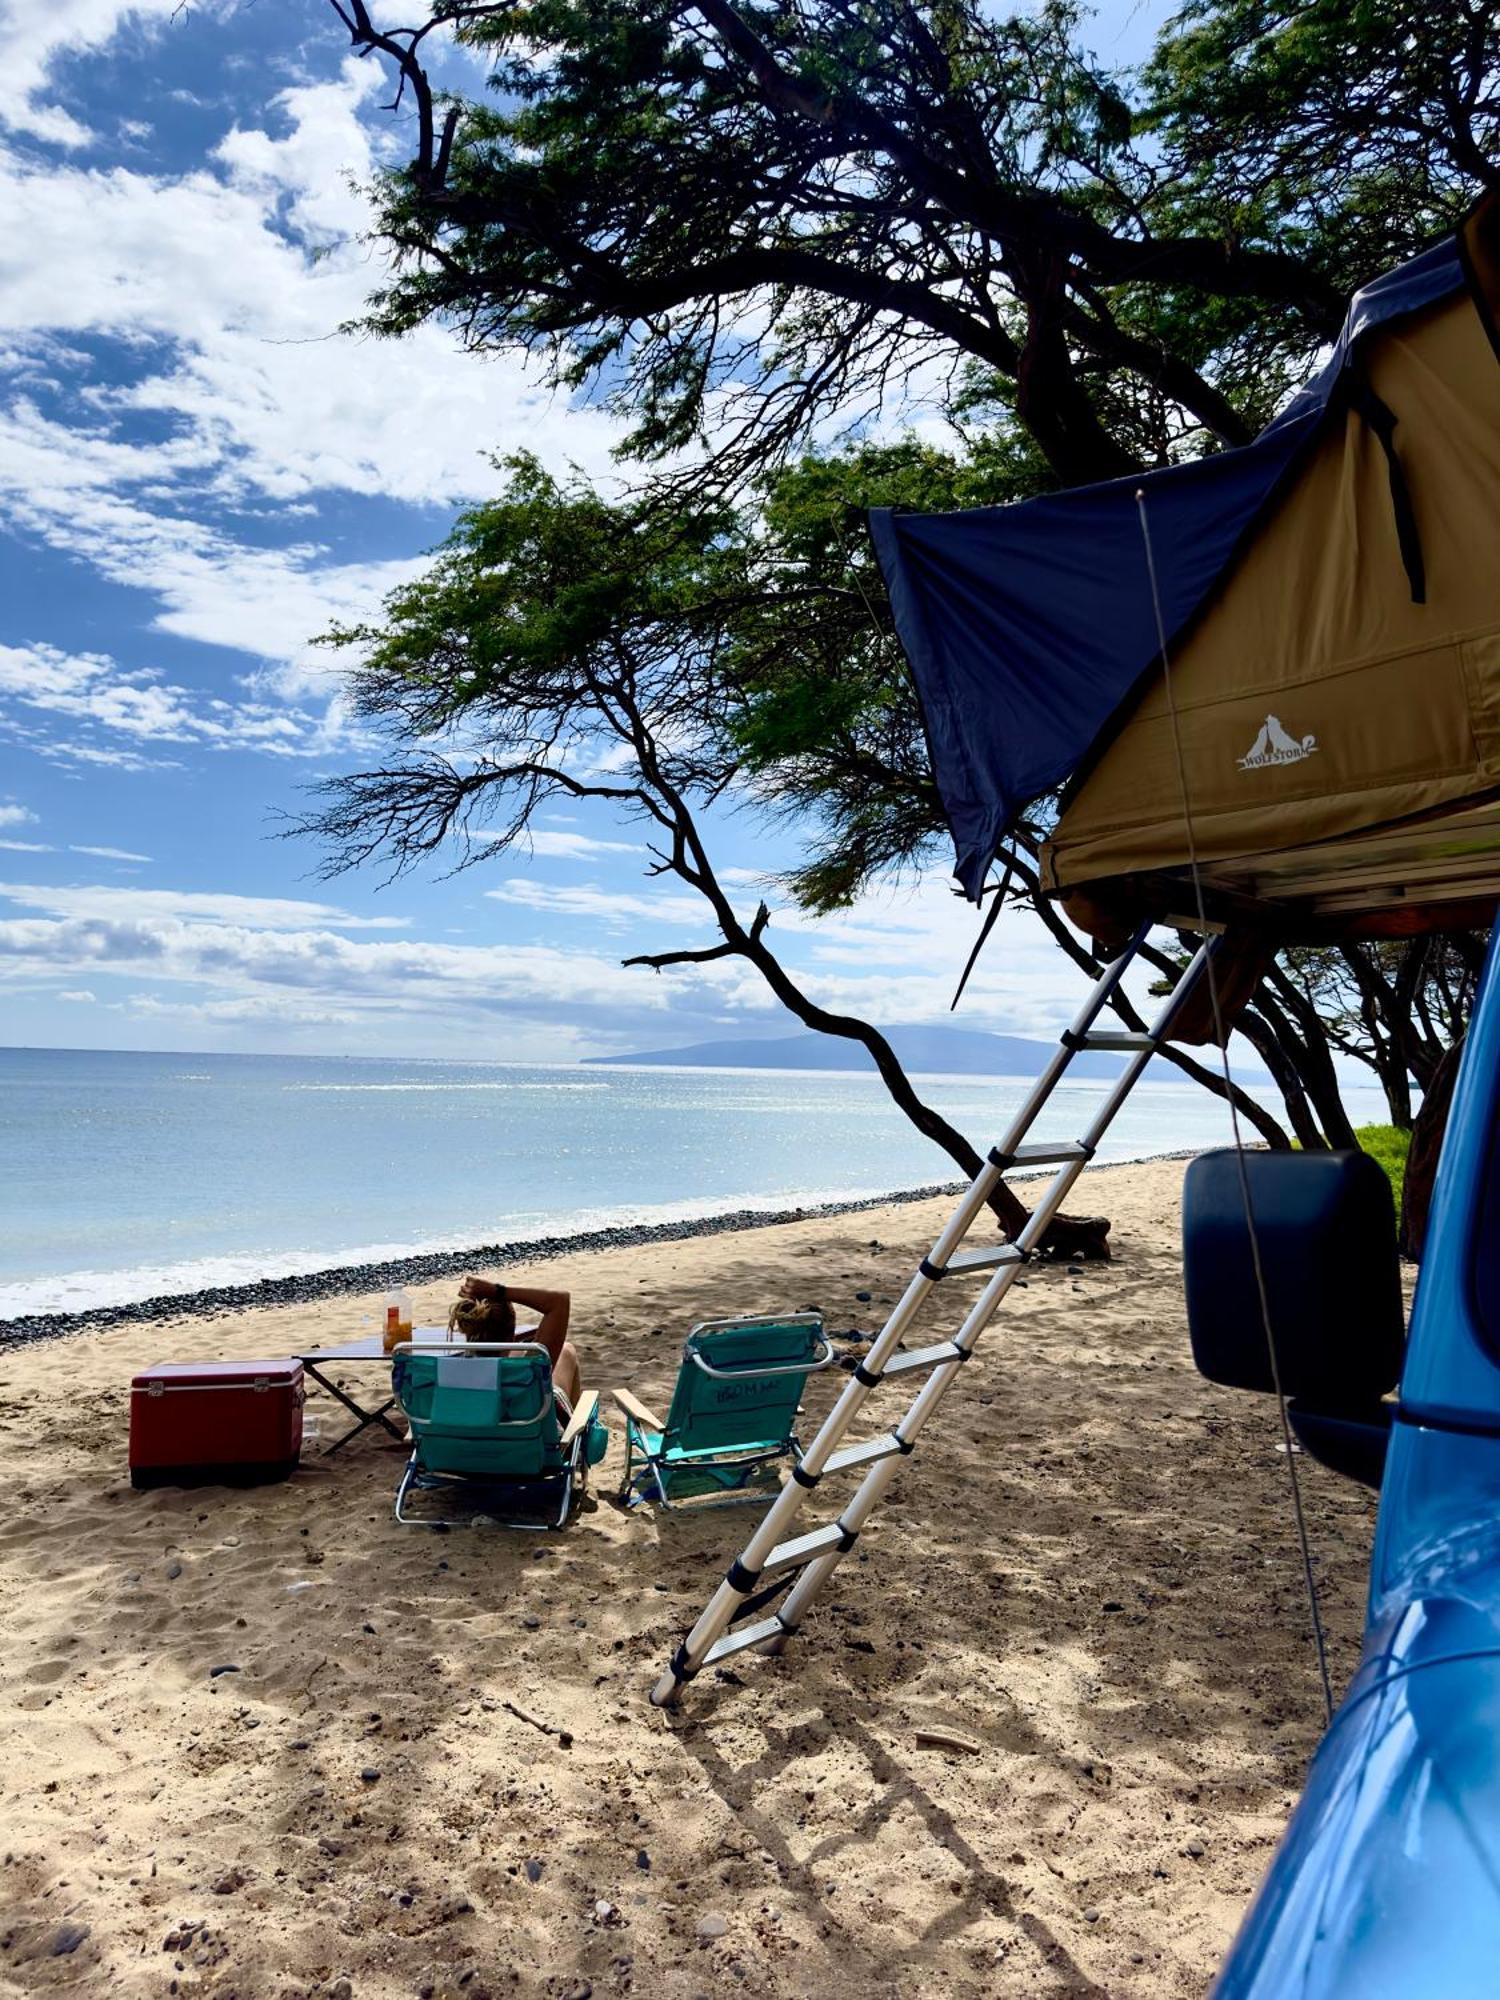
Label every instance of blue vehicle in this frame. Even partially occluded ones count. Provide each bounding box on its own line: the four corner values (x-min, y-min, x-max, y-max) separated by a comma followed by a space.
1185, 941, 1500, 1995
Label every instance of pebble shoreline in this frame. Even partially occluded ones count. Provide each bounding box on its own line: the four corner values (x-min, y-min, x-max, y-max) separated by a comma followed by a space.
0, 1149, 1204, 1351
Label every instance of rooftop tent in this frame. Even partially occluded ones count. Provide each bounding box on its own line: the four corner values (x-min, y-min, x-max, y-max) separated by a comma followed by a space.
870, 198, 1500, 943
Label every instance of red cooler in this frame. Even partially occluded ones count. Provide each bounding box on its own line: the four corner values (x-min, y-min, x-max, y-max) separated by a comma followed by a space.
129, 1359, 305, 1489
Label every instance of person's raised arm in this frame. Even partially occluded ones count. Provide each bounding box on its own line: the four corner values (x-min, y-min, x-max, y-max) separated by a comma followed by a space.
502, 1284, 571, 1364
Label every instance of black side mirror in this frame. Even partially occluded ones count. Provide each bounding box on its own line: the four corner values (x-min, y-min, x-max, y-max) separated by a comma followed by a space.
1182, 1150, 1405, 1488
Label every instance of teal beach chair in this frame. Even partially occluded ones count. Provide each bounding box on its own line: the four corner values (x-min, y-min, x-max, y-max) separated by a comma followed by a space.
391, 1342, 605, 1530
611, 1313, 833, 1510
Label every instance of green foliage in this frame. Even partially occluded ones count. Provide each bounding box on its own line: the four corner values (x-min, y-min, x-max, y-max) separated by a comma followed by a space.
1353, 1123, 1412, 1206
347, 0, 1471, 490
316, 438, 1006, 907
720, 439, 1045, 909
323, 0, 1500, 903
1146, 1, 1498, 289
1294, 1123, 1409, 1200
344, 0, 1498, 490
323, 450, 738, 752
339, 0, 1499, 494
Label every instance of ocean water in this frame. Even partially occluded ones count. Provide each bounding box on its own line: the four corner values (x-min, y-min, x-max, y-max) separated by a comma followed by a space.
0, 1046, 1393, 1317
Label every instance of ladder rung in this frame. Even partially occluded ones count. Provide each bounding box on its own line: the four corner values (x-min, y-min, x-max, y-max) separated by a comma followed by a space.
704, 1615, 784, 1666
822, 1432, 908, 1475
881, 1341, 967, 1378
764, 1522, 847, 1573
936, 1240, 1032, 1272
1078, 1031, 1156, 1051
1006, 1141, 1089, 1167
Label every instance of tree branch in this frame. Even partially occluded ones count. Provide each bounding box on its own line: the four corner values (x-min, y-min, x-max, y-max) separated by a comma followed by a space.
625, 939, 739, 969
687, 0, 1344, 326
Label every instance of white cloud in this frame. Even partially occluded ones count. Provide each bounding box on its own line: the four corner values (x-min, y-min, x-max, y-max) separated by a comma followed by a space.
510, 830, 639, 862
0, 17, 658, 893
0, 56, 625, 578
7, 733, 176, 774
0, 881, 409, 931
1, 0, 184, 147
127, 990, 360, 1030
0, 838, 52, 852
70, 843, 151, 861
0, 851, 1164, 1060
770, 879, 1106, 1034
0, 804, 38, 827
211, 63, 393, 244
0, 910, 728, 1028
479, 864, 1125, 1041
486, 880, 710, 928
57, 987, 96, 1001
0, 405, 433, 690
0, 640, 358, 762
0, 26, 1151, 1063
0, 886, 1140, 1065
0, 28, 641, 798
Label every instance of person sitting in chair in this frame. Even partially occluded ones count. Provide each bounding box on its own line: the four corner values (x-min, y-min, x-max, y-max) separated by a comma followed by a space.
456, 1276, 583, 1408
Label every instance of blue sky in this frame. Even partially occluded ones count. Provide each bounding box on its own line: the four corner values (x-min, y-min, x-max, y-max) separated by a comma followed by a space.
0, 0, 1182, 1063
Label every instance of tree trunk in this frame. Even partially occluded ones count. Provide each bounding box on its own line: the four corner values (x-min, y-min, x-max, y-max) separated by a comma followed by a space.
1237, 1009, 1323, 1150
1339, 946, 1414, 1128
1260, 973, 1360, 1148
1399, 1037, 1464, 1261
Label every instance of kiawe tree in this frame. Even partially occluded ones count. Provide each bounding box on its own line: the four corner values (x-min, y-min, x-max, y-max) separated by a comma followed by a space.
328, 0, 1356, 485
307, 0, 1497, 1235
326, 0, 1495, 479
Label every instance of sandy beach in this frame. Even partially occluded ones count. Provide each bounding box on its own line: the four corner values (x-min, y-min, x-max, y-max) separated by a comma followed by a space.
0, 1157, 1382, 1998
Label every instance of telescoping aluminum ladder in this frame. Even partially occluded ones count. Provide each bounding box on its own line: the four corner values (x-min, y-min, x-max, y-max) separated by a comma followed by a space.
651, 924, 1215, 1707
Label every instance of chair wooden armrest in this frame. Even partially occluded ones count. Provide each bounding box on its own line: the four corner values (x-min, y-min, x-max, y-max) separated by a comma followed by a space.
559, 1388, 600, 1449
610, 1386, 667, 1432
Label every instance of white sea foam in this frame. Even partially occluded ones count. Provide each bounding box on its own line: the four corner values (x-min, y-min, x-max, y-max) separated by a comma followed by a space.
280, 1082, 609, 1093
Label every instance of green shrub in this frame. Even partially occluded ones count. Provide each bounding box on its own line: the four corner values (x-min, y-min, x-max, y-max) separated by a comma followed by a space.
1353, 1124, 1410, 1206
1292, 1124, 1409, 1206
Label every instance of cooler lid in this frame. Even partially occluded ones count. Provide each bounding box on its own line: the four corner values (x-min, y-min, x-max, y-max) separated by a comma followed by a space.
131, 1358, 303, 1390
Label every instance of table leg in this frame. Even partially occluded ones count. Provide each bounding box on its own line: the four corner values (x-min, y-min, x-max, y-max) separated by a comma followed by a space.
303, 1362, 405, 1454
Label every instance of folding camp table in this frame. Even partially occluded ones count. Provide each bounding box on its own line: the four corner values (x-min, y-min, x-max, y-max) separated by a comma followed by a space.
296, 1327, 452, 1455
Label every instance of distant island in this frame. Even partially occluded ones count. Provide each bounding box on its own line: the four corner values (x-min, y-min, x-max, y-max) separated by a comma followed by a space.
584, 1023, 1141, 1079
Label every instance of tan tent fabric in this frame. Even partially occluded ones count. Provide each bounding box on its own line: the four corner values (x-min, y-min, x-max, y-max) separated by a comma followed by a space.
1043, 245, 1500, 941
